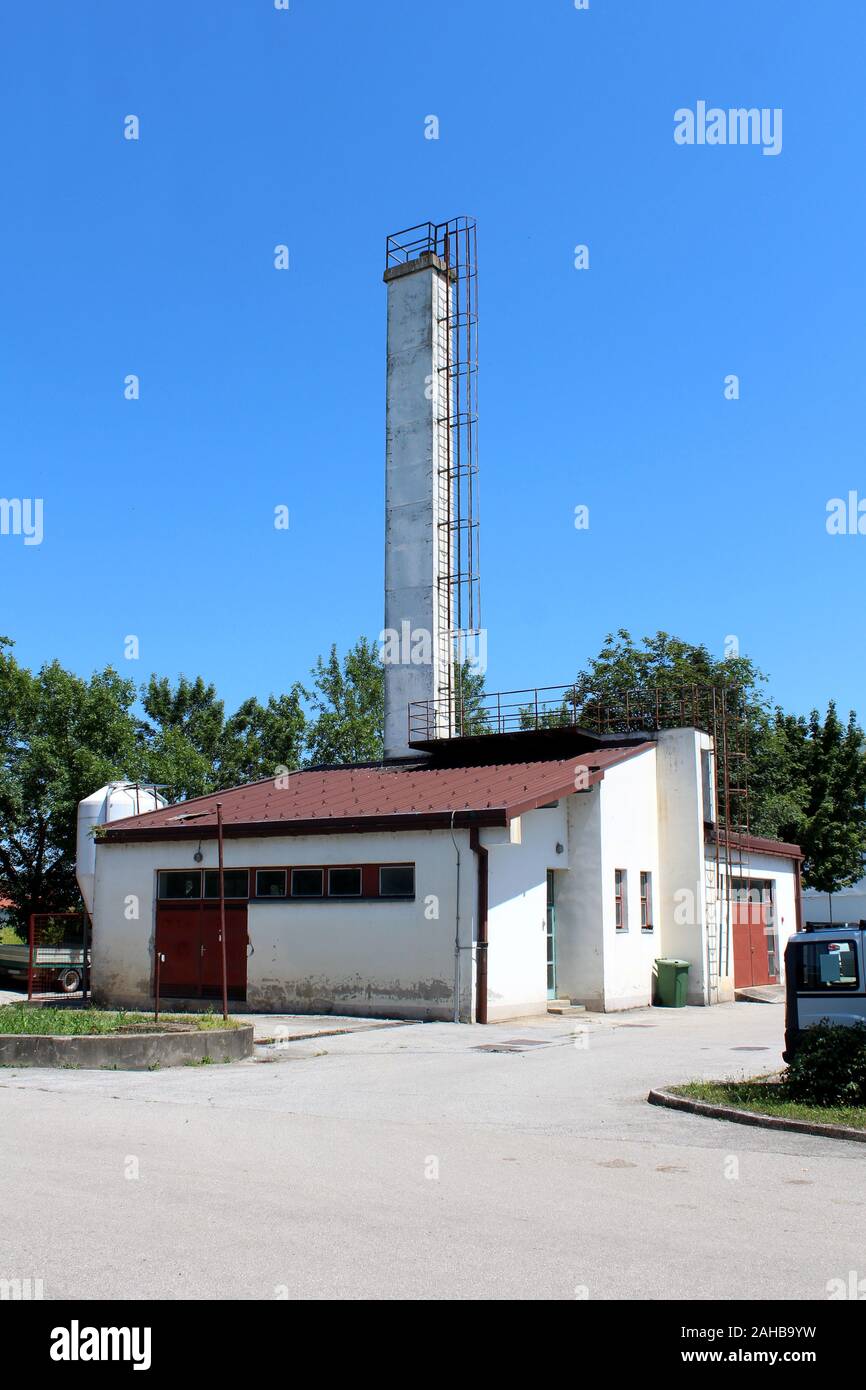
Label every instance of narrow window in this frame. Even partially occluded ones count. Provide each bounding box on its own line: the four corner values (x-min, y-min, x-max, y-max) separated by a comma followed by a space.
701, 749, 716, 824
379, 864, 415, 898
157, 870, 202, 900
291, 868, 324, 898
640, 871, 653, 931
255, 870, 287, 899
615, 869, 627, 931
203, 869, 249, 899
328, 867, 362, 897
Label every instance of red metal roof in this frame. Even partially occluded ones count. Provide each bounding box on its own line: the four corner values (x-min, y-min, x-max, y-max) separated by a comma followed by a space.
102, 744, 652, 843
707, 829, 803, 861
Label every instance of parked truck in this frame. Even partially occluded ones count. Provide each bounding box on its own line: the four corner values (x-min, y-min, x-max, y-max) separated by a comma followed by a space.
784, 923, 866, 1059
0, 942, 88, 994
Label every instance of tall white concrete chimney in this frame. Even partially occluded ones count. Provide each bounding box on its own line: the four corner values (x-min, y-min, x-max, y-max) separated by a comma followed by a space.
382, 244, 453, 760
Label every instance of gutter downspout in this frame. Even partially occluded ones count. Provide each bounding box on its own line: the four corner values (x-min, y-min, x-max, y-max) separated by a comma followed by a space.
470, 825, 488, 1024
449, 810, 461, 1024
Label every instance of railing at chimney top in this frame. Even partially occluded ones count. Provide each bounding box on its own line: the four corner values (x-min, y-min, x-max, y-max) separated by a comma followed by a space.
408, 683, 747, 742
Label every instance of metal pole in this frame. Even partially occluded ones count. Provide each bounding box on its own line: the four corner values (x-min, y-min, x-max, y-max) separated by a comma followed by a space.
82, 910, 91, 1002
27, 912, 34, 1002
217, 802, 228, 1021
154, 916, 161, 1023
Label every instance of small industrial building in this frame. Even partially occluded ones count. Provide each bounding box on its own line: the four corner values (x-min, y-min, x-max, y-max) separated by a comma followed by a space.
79, 217, 803, 1022
86, 722, 802, 1021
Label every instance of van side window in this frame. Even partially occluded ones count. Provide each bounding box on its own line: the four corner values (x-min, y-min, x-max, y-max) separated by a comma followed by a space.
796, 940, 859, 991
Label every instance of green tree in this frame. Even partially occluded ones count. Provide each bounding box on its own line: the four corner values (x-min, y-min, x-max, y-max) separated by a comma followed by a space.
220, 690, 306, 786
569, 628, 765, 716
0, 639, 139, 931
798, 703, 866, 912
747, 709, 811, 841
137, 675, 307, 797
137, 674, 225, 800
453, 659, 488, 735
303, 638, 384, 765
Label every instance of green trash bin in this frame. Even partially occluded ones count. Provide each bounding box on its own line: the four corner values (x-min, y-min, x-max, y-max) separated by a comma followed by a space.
655, 958, 690, 1008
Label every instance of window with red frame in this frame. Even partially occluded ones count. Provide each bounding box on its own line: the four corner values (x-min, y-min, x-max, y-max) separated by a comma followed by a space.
158, 863, 415, 902
640, 871, 653, 931
615, 869, 626, 930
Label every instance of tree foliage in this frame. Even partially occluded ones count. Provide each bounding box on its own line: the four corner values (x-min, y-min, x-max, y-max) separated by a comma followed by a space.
303, 637, 384, 765
0, 639, 139, 930
0, 637, 367, 923
569, 628, 765, 709
569, 631, 866, 896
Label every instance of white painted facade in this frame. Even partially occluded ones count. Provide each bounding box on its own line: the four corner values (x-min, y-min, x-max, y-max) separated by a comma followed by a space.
484, 804, 567, 1022
92, 828, 477, 1021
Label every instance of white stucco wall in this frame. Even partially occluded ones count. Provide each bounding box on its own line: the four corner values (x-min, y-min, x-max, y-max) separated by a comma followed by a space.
91, 828, 478, 1021
484, 804, 567, 1021
655, 729, 712, 1004
555, 787, 604, 1008
554, 749, 661, 1013
596, 747, 661, 1010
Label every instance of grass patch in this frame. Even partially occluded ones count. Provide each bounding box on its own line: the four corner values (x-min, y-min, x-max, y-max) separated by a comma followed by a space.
0, 1004, 241, 1036
672, 1079, 866, 1131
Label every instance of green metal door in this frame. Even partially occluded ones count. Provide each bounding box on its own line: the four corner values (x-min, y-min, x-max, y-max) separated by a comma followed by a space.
546, 870, 557, 998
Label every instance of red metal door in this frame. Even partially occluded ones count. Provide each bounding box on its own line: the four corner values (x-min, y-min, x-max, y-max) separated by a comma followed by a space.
199, 904, 248, 1001
732, 905, 753, 986
156, 902, 247, 1000
156, 904, 201, 998
732, 891, 774, 987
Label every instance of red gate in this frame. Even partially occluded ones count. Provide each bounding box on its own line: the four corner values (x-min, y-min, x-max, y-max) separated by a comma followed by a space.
27, 912, 91, 1000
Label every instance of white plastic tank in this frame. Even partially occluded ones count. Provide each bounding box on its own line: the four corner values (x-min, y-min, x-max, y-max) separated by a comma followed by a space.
76, 782, 167, 914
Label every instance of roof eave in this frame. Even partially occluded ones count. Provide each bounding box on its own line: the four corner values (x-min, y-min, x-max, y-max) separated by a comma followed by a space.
101, 807, 510, 844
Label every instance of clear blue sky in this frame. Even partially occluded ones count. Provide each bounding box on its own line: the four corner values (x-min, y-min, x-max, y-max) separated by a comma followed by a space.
1, 0, 863, 720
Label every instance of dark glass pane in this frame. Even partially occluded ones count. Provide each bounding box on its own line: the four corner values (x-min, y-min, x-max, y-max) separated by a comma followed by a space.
292, 868, 323, 898
204, 870, 249, 899
796, 941, 859, 991
329, 867, 361, 897
158, 871, 201, 899
379, 864, 415, 897
255, 870, 287, 899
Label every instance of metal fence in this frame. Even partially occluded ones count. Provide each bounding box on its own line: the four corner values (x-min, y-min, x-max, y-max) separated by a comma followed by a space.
26, 911, 91, 1001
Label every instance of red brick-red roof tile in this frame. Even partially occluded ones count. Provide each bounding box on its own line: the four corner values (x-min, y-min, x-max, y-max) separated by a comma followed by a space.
102, 745, 652, 841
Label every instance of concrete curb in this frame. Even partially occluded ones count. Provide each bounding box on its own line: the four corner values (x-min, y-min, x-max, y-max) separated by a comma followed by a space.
0, 1023, 254, 1071
647, 1085, 866, 1144
254, 1020, 410, 1044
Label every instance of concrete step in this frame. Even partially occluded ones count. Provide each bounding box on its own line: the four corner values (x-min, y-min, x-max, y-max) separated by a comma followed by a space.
547, 1001, 586, 1015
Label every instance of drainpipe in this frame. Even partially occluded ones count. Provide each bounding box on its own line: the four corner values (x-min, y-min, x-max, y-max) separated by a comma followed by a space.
449, 810, 461, 1024
470, 825, 488, 1024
